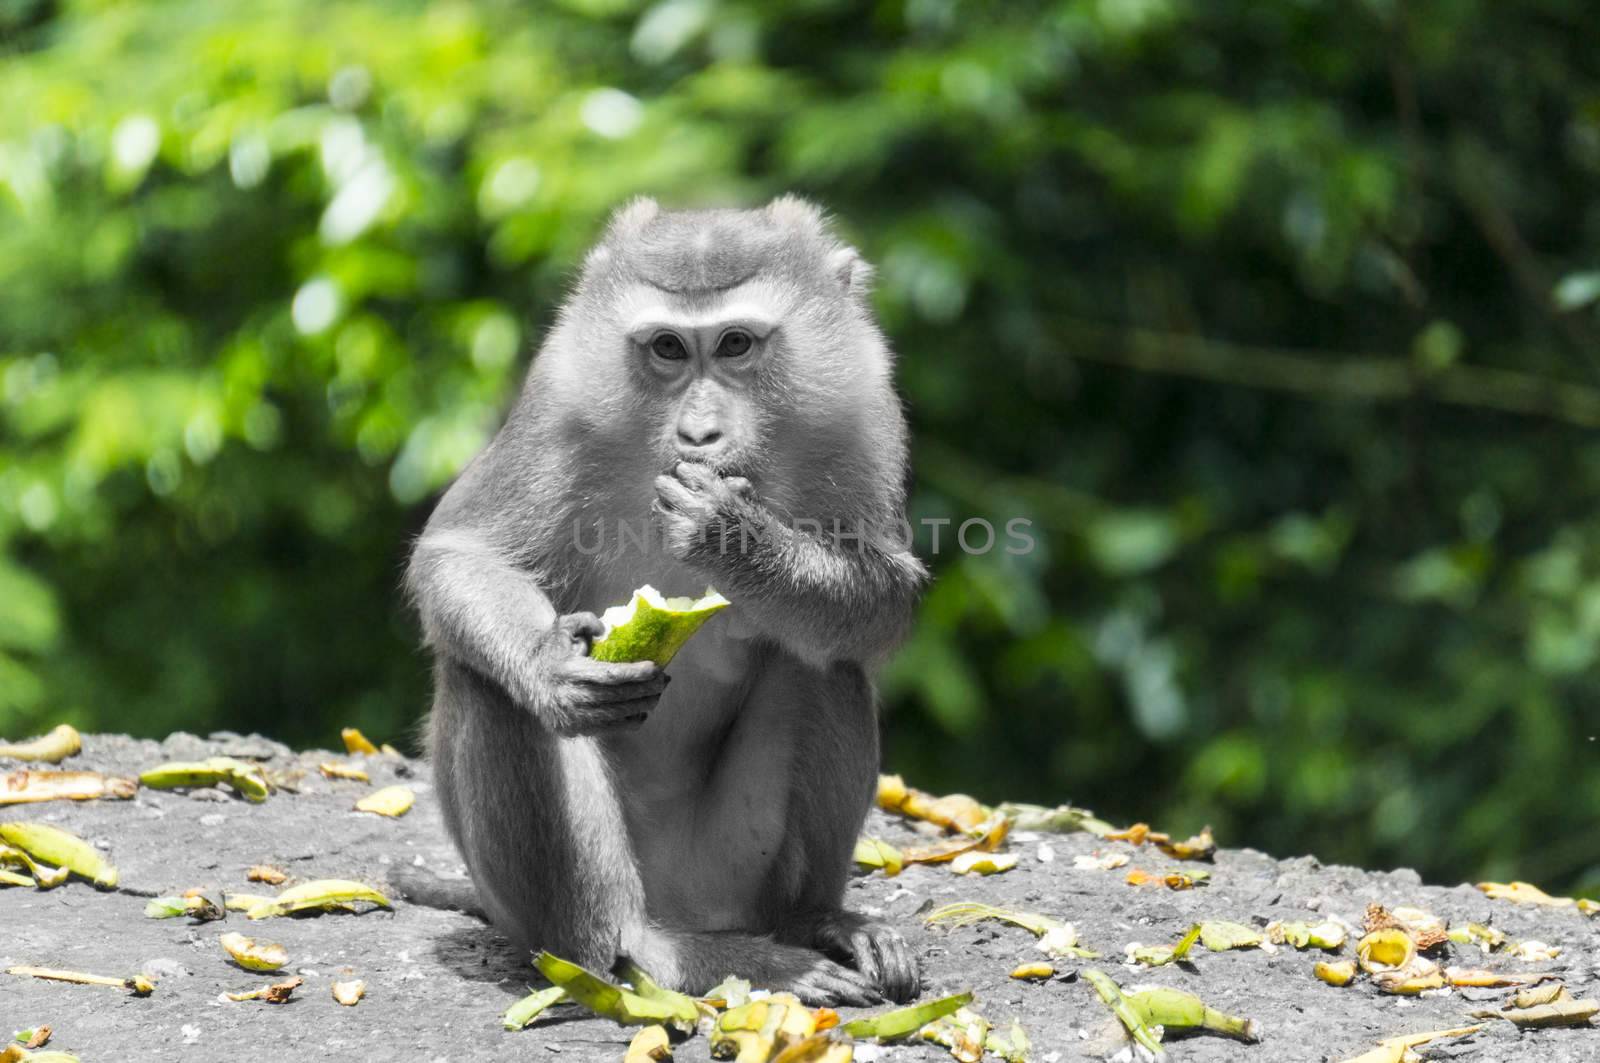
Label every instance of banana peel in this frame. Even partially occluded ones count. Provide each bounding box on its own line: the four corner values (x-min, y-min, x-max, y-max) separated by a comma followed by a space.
1337, 1024, 1482, 1063
1125, 985, 1262, 1043
1266, 920, 1347, 950
0, 725, 82, 763
244, 879, 391, 919
341, 728, 380, 755
0, 822, 116, 888
0, 844, 68, 888
537, 953, 699, 1030
713, 994, 817, 1062
1, 770, 136, 805
224, 976, 302, 1003
852, 838, 903, 876
354, 785, 414, 817
332, 979, 366, 1006
138, 757, 269, 802
145, 894, 224, 921
626, 1025, 673, 1063
841, 992, 972, 1040
590, 586, 730, 667
919, 1007, 989, 1063
7, 966, 154, 995
1315, 960, 1357, 987
503, 986, 567, 1030
876, 775, 992, 834
1084, 969, 1166, 1060
220, 931, 288, 972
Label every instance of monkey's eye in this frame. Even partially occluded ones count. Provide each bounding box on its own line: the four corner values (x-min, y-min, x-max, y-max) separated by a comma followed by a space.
650, 333, 687, 361
716, 330, 753, 358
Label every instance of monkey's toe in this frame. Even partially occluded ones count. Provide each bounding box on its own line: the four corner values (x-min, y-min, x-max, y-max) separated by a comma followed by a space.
811, 911, 921, 1004
788, 957, 883, 1007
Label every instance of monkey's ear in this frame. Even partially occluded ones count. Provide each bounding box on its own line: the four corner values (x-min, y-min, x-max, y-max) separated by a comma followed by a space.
605, 196, 661, 239
828, 246, 874, 295
766, 194, 827, 234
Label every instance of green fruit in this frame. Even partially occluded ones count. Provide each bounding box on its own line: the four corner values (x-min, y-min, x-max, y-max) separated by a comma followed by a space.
589, 586, 730, 667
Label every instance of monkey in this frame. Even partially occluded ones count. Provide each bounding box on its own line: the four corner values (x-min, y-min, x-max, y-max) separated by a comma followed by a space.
404, 195, 927, 1006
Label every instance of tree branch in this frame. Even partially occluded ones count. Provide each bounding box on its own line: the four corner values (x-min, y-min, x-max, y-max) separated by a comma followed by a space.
1057, 318, 1600, 429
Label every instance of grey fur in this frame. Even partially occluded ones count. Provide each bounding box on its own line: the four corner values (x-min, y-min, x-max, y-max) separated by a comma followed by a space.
406, 197, 926, 1005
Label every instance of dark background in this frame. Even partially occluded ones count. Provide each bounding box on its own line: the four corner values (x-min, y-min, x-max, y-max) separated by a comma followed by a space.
2, 0, 1598, 896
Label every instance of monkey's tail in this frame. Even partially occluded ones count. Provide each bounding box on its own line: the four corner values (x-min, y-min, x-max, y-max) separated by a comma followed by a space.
387, 864, 488, 921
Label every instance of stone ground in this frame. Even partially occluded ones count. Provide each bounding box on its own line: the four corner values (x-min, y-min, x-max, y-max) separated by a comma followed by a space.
2, 733, 1598, 1062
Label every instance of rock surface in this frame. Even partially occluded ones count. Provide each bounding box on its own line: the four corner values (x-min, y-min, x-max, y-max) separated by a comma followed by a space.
2, 733, 1597, 1062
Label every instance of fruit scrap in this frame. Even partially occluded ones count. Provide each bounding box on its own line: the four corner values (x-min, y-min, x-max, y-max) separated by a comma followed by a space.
1128, 923, 1203, 967
949, 852, 1016, 876
1126, 867, 1209, 889
1356, 930, 1415, 973
1125, 985, 1261, 1043
876, 775, 992, 835
1446, 922, 1505, 953
1315, 960, 1357, 987
712, 992, 817, 1061
770, 1034, 853, 1063
220, 931, 288, 972
925, 903, 1097, 958
1364, 905, 1446, 950
994, 801, 1115, 837
144, 894, 224, 921
1337, 1024, 1482, 1063
503, 986, 568, 1030
247, 865, 288, 885
982, 1020, 1032, 1063
223, 892, 275, 912
13, 1028, 50, 1049
319, 762, 369, 782
841, 992, 972, 1040
852, 838, 902, 877
1472, 985, 1600, 1028
617, 961, 714, 1026
1, 770, 137, 806
2, 1049, 80, 1063
1198, 921, 1263, 952
811, 1008, 839, 1032
1105, 822, 1216, 861
0, 823, 116, 888
1371, 965, 1444, 995
1506, 940, 1560, 962
625, 1025, 673, 1063
244, 879, 392, 919
341, 728, 379, 755
901, 814, 1011, 867
536, 953, 699, 1030
591, 586, 730, 668
1444, 967, 1549, 988
354, 785, 414, 817
1009, 962, 1055, 981
138, 757, 269, 802
6, 966, 153, 995
1073, 852, 1130, 871
1266, 920, 1347, 950
332, 979, 366, 1006
1083, 969, 1165, 1060
1476, 881, 1578, 908
224, 977, 302, 1004
918, 1007, 989, 1063
0, 845, 68, 889
702, 976, 752, 1009
0, 868, 33, 887
0, 726, 82, 764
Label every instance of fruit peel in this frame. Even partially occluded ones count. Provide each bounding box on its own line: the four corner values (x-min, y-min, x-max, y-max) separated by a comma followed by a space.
590, 586, 729, 667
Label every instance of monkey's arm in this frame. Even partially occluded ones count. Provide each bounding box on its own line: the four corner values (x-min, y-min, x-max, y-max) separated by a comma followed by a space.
409, 527, 666, 735
655, 463, 925, 665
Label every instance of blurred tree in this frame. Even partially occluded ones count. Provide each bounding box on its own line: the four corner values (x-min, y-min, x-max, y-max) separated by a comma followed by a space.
2, 0, 1598, 894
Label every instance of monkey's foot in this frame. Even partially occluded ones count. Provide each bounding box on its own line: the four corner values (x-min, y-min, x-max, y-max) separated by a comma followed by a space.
807, 909, 921, 1004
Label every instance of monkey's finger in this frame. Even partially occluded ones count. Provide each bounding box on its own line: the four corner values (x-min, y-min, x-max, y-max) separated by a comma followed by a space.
872, 933, 920, 1004
555, 612, 606, 645
671, 461, 719, 490
723, 476, 755, 501
653, 474, 701, 512
847, 929, 883, 990
557, 656, 662, 685
791, 961, 882, 1007
565, 679, 666, 706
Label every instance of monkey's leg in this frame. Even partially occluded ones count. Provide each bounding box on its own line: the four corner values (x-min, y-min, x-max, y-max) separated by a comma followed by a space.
768, 662, 922, 1003
430, 662, 648, 969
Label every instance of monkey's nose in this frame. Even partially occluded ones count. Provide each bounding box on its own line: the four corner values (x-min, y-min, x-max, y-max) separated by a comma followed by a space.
676, 425, 724, 454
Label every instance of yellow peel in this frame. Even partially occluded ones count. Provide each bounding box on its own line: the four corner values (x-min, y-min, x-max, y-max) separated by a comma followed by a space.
0, 725, 82, 763
138, 758, 269, 802
1, 770, 136, 806
503, 985, 568, 1030
590, 585, 730, 667
0, 822, 116, 888
1357, 929, 1415, 973
220, 931, 288, 972
319, 762, 369, 782
332, 979, 366, 1006
1338, 1024, 1483, 1063
7, 965, 153, 994
852, 837, 903, 876
1315, 960, 1357, 986
1125, 986, 1261, 1042
245, 879, 392, 919
354, 785, 414, 817
841, 992, 972, 1040
537, 952, 699, 1030
225, 976, 302, 1003
341, 728, 379, 755
625, 1025, 672, 1063
1009, 962, 1055, 980
949, 851, 1017, 875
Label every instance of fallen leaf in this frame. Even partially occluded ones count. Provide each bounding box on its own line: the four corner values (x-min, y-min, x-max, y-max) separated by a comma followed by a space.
0, 725, 82, 764
354, 785, 414, 817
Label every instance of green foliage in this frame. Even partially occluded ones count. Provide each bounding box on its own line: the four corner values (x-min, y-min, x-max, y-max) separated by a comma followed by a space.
3, 0, 1599, 893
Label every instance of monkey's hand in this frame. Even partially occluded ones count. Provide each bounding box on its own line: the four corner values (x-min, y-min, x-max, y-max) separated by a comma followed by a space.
652, 461, 764, 563
531, 613, 668, 737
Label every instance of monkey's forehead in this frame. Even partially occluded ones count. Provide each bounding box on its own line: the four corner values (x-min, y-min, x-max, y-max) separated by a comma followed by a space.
601, 208, 828, 294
